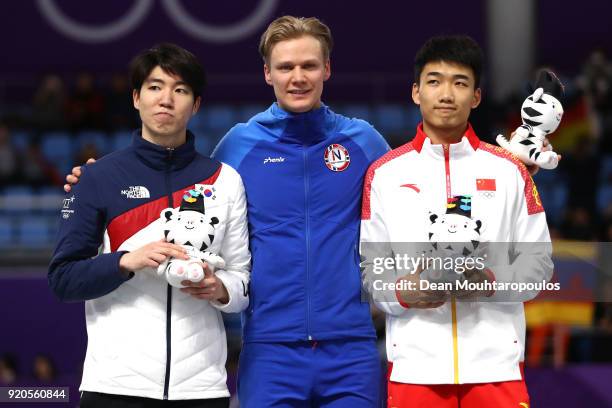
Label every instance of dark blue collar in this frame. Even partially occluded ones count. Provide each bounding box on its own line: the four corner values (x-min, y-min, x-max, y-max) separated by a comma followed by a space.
131, 130, 197, 171
270, 103, 336, 145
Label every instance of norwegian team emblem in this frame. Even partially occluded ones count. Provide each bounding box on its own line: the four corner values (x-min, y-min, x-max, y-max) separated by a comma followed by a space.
324, 144, 351, 172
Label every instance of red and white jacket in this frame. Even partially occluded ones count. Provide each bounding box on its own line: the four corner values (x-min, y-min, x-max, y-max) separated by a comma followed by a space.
360, 123, 553, 384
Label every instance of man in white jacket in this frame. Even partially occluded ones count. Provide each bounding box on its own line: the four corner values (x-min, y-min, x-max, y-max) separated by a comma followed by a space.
360, 35, 553, 408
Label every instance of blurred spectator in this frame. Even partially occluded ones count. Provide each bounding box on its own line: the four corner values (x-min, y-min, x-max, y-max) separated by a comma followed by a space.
76, 143, 99, 166
597, 219, 612, 331
32, 354, 56, 384
580, 50, 612, 153
563, 134, 600, 213
66, 72, 105, 131
0, 123, 19, 185
31, 74, 67, 131
561, 207, 596, 241
21, 141, 62, 187
105, 73, 138, 131
0, 354, 18, 385
595, 298, 612, 332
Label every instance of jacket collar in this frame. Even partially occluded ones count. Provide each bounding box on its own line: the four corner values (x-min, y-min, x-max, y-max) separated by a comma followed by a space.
131, 130, 197, 171
411, 122, 480, 153
270, 102, 334, 145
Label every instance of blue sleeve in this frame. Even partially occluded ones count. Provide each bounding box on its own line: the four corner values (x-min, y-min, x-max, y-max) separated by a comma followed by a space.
48, 166, 132, 302
349, 119, 391, 163
211, 123, 258, 171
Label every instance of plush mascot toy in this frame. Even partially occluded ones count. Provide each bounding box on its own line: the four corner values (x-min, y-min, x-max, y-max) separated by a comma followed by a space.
422, 195, 483, 285
428, 195, 482, 258
496, 69, 565, 170
157, 189, 225, 288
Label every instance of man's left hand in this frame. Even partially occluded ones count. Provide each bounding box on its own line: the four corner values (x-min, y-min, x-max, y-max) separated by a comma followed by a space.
180, 263, 229, 303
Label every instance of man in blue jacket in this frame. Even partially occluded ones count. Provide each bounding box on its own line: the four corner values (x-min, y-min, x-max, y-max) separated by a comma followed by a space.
212, 16, 389, 407
65, 17, 389, 407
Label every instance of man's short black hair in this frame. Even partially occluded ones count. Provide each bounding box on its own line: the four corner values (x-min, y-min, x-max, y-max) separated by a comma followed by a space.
414, 35, 484, 88
129, 43, 206, 100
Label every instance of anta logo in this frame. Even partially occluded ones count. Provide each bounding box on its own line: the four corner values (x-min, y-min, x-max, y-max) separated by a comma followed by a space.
121, 186, 150, 199
263, 156, 285, 164
400, 183, 420, 193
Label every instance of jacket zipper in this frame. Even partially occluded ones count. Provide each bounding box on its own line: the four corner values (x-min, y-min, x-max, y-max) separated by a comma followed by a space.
163, 148, 174, 399
443, 144, 460, 385
303, 145, 312, 341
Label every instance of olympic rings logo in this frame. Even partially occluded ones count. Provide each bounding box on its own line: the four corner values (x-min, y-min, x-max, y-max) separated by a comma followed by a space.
36, 0, 279, 43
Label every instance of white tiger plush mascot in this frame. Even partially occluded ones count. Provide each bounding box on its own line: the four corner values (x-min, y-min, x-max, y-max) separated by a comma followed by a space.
496, 70, 564, 170
420, 195, 483, 285
428, 195, 482, 258
157, 189, 225, 288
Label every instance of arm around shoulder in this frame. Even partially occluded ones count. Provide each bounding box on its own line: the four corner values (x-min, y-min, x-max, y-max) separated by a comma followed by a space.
209, 167, 251, 313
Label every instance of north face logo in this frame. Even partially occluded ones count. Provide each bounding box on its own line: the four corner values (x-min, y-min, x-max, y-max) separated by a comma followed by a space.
121, 186, 150, 199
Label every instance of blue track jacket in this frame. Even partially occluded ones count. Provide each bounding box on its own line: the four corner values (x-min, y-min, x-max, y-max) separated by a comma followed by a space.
212, 103, 389, 342
49, 131, 220, 302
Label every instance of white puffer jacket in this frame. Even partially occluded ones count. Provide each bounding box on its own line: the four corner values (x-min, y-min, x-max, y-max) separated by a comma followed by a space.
80, 164, 250, 400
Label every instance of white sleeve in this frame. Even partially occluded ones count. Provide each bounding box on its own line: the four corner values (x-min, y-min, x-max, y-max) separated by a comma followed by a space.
487, 169, 554, 301
360, 167, 410, 316
210, 169, 251, 313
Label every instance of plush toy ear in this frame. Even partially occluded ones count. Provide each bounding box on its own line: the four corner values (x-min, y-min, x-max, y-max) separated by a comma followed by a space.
430, 213, 438, 223
474, 220, 482, 234
532, 87, 544, 102
210, 217, 219, 226
160, 208, 175, 222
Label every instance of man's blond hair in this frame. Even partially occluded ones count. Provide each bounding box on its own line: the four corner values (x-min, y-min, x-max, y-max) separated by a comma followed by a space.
259, 16, 333, 63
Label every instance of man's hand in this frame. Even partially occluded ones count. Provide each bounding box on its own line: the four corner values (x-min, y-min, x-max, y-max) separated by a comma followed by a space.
64, 158, 96, 193
454, 268, 494, 300
119, 240, 189, 273
180, 264, 229, 303
396, 267, 448, 309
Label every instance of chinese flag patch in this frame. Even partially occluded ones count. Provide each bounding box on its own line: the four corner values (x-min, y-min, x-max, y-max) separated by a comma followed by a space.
476, 178, 496, 191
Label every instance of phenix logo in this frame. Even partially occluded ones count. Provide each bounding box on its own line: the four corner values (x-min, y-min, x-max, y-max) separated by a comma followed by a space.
121, 186, 150, 199
263, 156, 285, 164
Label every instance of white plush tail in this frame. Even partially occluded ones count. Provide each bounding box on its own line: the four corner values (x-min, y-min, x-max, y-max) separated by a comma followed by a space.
496, 134, 512, 150
496, 132, 535, 166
